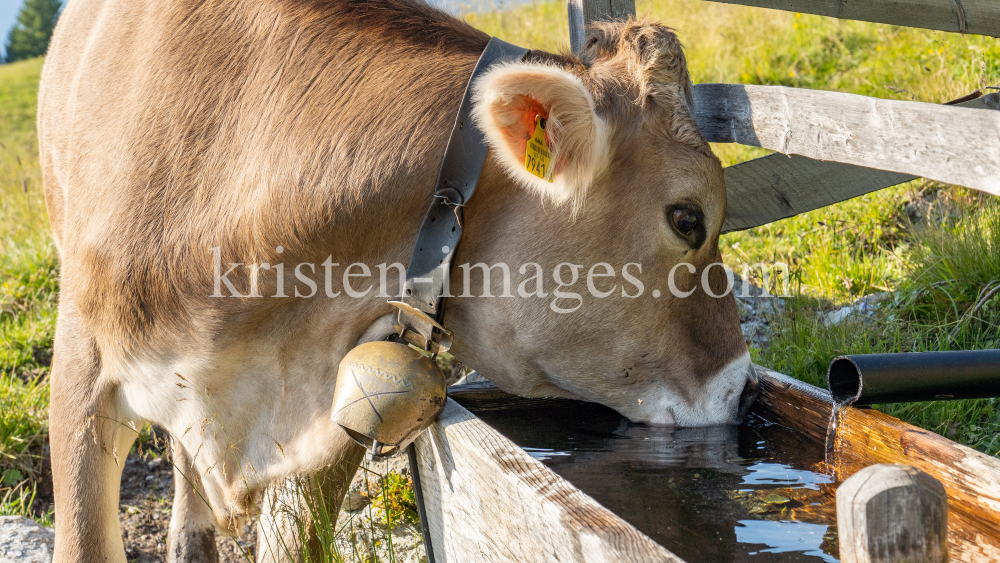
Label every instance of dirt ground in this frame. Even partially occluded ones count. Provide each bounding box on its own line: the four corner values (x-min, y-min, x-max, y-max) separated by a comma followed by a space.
117, 452, 256, 563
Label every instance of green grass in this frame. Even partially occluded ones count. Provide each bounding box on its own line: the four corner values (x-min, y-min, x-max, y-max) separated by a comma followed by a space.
0, 56, 57, 523
754, 199, 1000, 455
370, 471, 419, 530
0, 58, 56, 369
1, 478, 54, 527
0, 57, 55, 378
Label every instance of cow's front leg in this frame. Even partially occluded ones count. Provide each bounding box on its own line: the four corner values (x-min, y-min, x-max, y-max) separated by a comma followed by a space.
167, 438, 219, 563
255, 433, 364, 563
49, 321, 137, 562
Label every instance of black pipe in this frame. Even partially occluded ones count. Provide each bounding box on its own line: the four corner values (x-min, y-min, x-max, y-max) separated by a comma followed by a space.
827, 350, 1000, 406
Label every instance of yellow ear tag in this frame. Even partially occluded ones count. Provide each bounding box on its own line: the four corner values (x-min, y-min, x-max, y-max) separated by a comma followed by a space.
525, 115, 554, 182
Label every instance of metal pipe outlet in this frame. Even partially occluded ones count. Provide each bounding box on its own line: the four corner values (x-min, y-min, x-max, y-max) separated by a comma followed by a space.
827, 350, 1000, 406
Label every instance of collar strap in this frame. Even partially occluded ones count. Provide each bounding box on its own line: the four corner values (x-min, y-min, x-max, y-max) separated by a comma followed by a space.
392, 37, 529, 352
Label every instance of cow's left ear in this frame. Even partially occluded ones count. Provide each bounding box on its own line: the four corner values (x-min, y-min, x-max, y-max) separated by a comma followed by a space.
472, 63, 610, 208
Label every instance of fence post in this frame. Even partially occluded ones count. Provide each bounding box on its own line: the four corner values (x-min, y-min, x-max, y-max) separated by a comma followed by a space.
836, 464, 949, 563
567, 0, 636, 53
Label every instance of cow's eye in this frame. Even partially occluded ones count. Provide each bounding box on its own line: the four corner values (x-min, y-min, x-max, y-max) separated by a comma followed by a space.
668, 206, 706, 247
672, 209, 698, 235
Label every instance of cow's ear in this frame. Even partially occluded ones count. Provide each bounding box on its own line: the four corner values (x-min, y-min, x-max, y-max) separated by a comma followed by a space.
472, 63, 610, 209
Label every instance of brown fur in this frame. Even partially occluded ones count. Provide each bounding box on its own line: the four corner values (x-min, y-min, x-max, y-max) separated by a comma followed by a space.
39, 1, 751, 561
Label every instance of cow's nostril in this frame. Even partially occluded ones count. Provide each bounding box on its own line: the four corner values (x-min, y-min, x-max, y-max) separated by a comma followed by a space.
737, 367, 760, 421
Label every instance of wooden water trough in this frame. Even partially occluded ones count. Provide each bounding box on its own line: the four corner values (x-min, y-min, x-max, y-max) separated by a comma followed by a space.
412, 366, 1000, 562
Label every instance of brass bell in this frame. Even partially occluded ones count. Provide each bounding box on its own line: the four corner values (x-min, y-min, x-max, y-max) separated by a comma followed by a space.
331, 340, 447, 461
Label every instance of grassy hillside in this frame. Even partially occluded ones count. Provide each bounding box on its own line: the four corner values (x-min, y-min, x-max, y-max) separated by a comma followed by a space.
0, 56, 56, 520
1, 0, 999, 523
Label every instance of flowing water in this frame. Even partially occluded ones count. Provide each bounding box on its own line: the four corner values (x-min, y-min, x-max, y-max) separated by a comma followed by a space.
455, 396, 841, 563
824, 404, 843, 465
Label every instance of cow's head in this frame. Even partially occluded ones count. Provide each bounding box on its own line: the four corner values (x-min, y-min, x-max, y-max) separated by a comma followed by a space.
443, 20, 756, 426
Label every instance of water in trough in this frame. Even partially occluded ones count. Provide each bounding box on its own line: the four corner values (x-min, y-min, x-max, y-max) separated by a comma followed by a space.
454, 396, 841, 563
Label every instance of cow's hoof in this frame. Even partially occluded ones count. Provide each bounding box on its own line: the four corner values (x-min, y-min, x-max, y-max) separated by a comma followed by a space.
167, 526, 219, 563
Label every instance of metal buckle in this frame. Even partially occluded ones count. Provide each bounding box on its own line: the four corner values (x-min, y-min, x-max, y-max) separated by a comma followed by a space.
388, 301, 454, 355
433, 187, 465, 228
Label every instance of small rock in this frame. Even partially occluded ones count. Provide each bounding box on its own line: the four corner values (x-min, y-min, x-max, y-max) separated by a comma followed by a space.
903, 189, 961, 226
147, 458, 164, 471
383, 454, 410, 477
731, 275, 785, 349
823, 292, 890, 326
344, 487, 371, 512
145, 474, 154, 481
0, 516, 54, 563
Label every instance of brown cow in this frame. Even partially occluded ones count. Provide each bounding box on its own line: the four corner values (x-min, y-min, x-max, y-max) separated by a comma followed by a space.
38, 0, 754, 561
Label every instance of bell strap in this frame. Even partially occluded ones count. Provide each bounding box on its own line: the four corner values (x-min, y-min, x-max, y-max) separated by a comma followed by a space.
396, 37, 529, 349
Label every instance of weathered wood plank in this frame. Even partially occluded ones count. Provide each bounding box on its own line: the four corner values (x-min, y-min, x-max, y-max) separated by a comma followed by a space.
693, 84, 1000, 197
753, 365, 1000, 562
721, 156, 914, 232
568, 0, 637, 53
568, 0, 586, 53
414, 398, 685, 563
837, 464, 949, 563
719, 93, 999, 233
701, 0, 1000, 38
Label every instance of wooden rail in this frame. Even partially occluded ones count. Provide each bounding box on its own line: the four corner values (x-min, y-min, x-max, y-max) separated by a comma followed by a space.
567, 0, 636, 53
721, 156, 913, 233
716, 92, 1000, 233
694, 84, 1000, 199
413, 399, 686, 563
701, 0, 1000, 38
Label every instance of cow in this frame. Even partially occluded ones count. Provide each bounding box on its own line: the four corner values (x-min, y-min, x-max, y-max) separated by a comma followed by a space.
38, 0, 756, 561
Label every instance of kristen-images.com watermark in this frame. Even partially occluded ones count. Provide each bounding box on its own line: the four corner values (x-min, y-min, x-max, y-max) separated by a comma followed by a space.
210, 247, 790, 313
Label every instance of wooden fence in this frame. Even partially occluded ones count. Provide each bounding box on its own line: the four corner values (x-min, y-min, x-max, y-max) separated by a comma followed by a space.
569, 0, 1000, 231
707, 91, 1000, 231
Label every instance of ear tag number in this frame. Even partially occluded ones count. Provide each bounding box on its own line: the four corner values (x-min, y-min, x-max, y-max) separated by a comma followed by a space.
525, 115, 554, 183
